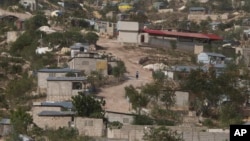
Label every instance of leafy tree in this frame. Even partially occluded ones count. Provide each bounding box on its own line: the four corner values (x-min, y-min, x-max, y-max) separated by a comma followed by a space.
142, 83, 160, 102
72, 93, 105, 118
10, 32, 37, 55
25, 14, 48, 31
151, 106, 179, 124
130, 12, 148, 23
152, 70, 165, 83
219, 103, 243, 127
160, 87, 176, 110
87, 71, 106, 93
125, 85, 149, 114
112, 61, 126, 81
84, 32, 99, 44
144, 126, 184, 141
133, 115, 153, 125
10, 107, 33, 134
5, 74, 34, 108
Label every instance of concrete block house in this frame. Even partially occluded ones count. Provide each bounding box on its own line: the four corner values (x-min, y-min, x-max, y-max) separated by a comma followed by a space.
32, 102, 104, 136
68, 52, 108, 76
37, 68, 81, 94
46, 77, 87, 101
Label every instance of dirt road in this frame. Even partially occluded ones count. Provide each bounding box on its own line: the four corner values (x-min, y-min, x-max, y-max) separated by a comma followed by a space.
97, 39, 152, 113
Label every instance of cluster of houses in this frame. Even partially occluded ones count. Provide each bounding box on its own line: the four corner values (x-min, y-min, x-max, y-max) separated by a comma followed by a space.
2, 0, 250, 140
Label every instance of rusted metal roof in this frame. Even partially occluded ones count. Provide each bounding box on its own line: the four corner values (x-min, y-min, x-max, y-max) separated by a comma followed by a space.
143, 29, 223, 40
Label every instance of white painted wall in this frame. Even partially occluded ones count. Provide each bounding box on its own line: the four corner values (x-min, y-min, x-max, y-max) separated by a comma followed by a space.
197, 52, 209, 64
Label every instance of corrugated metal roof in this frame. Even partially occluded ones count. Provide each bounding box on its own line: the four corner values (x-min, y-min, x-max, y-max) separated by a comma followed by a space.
0, 118, 11, 125
189, 7, 205, 11
205, 52, 225, 57
143, 29, 223, 40
41, 101, 73, 109
47, 77, 86, 81
38, 111, 76, 116
38, 68, 81, 73
171, 65, 202, 72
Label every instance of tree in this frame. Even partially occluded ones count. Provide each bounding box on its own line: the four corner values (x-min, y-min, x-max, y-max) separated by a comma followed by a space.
84, 32, 99, 44
87, 71, 106, 93
160, 87, 176, 110
133, 115, 153, 125
152, 70, 165, 83
125, 85, 149, 114
5, 74, 34, 108
112, 61, 126, 81
25, 14, 48, 31
144, 126, 184, 141
219, 103, 243, 127
72, 93, 105, 118
10, 107, 33, 134
142, 83, 160, 102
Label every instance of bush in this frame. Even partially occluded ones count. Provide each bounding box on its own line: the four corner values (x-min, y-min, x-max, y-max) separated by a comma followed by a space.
108, 121, 123, 129
133, 115, 153, 125
155, 119, 175, 126
203, 118, 214, 128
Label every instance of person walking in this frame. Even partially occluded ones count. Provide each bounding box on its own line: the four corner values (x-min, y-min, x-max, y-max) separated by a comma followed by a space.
136, 71, 139, 79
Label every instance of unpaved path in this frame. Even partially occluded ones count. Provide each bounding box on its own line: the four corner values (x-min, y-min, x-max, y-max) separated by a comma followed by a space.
97, 39, 152, 113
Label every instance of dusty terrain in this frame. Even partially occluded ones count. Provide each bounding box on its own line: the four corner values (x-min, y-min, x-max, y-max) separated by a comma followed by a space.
97, 39, 153, 113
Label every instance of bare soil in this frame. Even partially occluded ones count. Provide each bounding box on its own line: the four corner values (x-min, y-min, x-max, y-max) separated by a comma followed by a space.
96, 39, 153, 113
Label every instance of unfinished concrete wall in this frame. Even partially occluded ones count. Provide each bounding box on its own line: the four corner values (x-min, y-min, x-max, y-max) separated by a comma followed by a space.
105, 112, 134, 125
46, 81, 83, 101
148, 37, 195, 52
174, 91, 189, 110
68, 58, 107, 76
75, 117, 104, 137
37, 72, 67, 94
188, 14, 228, 22
107, 125, 229, 141
34, 116, 72, 129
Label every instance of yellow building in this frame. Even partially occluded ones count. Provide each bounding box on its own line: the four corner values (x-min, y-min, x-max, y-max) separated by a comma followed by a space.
118, 3, 133, 12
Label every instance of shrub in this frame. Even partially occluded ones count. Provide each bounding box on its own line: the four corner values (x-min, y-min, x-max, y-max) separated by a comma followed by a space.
133, 115, 153, 125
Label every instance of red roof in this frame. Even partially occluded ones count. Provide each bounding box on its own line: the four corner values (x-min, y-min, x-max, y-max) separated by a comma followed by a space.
143, 29, 223, 40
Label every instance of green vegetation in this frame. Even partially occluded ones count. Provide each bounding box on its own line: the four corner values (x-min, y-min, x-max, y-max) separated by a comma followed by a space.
125, 85, 149, 114
112, 61, 126, 81
10, 107, 33, 134
42, 127, 94, 141
108, 121, 123, 129
84, 32, 99, 45
144, 126, 184, 141
125, 70, 179, 125
182, 64, 247, 127
72, 93, 105, 118
5, 74, 35, 108
133, 115, 153, 125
